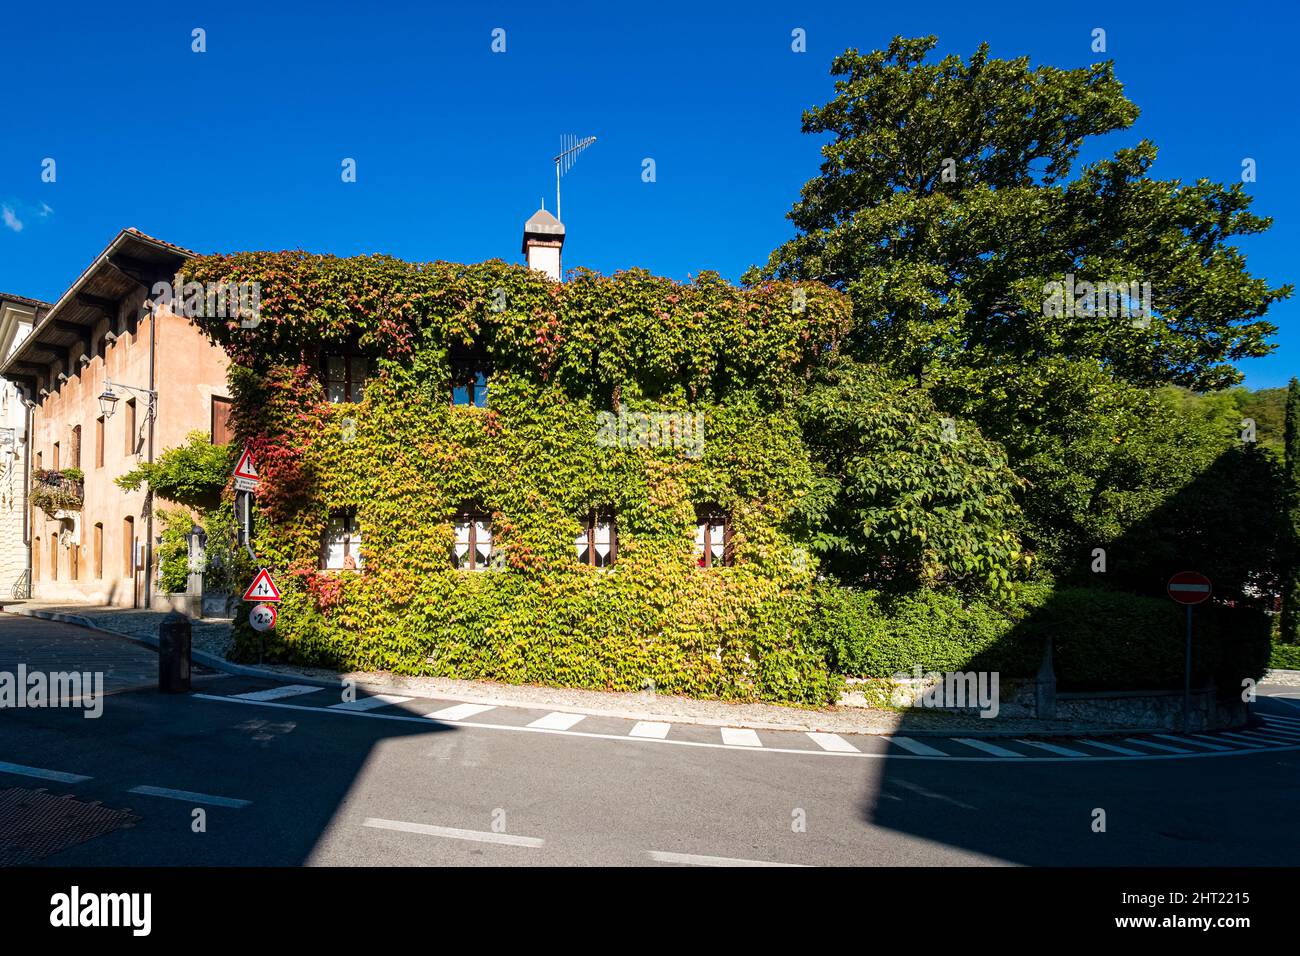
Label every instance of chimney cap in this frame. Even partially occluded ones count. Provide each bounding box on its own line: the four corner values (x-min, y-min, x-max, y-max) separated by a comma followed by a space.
522, 207, 565, 253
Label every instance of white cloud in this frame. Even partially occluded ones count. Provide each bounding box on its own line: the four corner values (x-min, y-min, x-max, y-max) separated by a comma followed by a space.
1, 206, 22, 232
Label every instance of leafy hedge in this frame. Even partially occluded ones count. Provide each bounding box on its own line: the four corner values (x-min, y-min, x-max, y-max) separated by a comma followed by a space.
186, 254, 852, 705
813, 582, 1269, 692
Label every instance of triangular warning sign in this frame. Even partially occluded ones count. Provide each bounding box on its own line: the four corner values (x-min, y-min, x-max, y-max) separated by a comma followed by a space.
233, 448, 259, 481
242, 568, 282, 602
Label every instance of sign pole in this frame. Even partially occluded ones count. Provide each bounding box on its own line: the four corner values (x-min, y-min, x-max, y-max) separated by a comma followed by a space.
1183, 603, 1192, 734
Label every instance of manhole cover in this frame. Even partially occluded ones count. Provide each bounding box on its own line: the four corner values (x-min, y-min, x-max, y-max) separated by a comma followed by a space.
0, 788, 139, 865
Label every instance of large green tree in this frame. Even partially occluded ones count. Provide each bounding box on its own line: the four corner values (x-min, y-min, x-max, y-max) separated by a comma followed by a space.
751, 36, 1287, 388
752, 36, 1290, 573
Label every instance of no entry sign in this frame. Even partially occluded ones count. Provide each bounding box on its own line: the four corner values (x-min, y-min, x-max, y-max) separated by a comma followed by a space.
1167, 571, 1212, 605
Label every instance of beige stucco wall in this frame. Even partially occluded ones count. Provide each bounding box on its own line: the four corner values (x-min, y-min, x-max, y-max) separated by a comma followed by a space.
29, 290, 230, 606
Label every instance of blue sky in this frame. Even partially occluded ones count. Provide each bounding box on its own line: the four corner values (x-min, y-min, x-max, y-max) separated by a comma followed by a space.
1, 0, 1295, 387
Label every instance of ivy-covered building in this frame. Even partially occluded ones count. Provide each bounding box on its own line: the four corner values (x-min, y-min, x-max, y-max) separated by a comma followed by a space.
190, 212, 852, 703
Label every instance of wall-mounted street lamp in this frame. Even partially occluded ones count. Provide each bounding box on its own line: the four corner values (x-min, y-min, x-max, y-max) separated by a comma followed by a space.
98, 379, 158, 421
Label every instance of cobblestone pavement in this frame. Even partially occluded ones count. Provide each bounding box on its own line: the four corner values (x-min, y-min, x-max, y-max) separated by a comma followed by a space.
0, 613, 163, 693
0, 602, 233, 660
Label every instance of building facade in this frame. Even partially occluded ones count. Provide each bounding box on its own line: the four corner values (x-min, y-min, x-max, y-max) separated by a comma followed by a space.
0, 229, 232, 606
0, 294, 48, 598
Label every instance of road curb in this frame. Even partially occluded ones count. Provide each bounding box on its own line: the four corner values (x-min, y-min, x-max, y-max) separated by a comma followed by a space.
2, 603, 1181, 738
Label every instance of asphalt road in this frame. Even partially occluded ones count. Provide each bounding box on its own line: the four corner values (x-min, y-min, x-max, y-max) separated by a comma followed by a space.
1, 617, 1298, 867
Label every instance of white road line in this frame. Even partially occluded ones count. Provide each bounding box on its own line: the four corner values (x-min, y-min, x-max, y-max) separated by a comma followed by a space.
889, 736, 948, 757
1160, 735, 1231, 751
629, 721, 672, 739
127, 785, 250, 808
0, 760, 91, 784
648, 849, 805, 867
233, 684, 324, 702
1259, 712, 1300, 724
1078, 739, 1146, 756
1015, 739, 1086, 757
194, 695, 1300, 762
363, 817, 543, 847
426, 703, 496, 721
806, 732, 859, 753
720, 727, 763, 747
952, 738, 1025, 758
527, 712, 586, 731
1123, 738, 1192, 754
329, 694, 412, 712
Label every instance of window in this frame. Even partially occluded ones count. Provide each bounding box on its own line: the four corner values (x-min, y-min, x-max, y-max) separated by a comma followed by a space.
95, 417, 104, 468
93, 523, 103, 579
695, 506, 731, 568
320, 508, 363, 570
211, 396, 234, 445
52, 442, 59, 472
451, 369, 489, 408
50, 536, 58, 581
575, 512, 616, 568
323, 354, 368, 404
123, 516, 135, 576
453, 510, 493, 570
71, 426, 81, 470
124, 399, 137, 456
70, 543, 79, 581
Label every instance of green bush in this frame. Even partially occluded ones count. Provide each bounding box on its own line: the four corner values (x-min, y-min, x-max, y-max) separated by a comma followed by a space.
813, 581, 1270, 693
1270, 640, 1300, 671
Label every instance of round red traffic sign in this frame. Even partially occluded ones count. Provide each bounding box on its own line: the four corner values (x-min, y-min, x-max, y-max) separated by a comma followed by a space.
1167, 571, 1212, 605
249, 603, 278, 632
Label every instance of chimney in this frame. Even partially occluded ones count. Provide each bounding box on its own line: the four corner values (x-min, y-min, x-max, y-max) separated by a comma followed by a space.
522, 207, 565, 282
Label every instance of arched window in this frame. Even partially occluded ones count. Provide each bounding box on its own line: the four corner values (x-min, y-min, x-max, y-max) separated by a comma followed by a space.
694, 505, 732, 568
575, 511, 616, 568
32, 537, 40, 582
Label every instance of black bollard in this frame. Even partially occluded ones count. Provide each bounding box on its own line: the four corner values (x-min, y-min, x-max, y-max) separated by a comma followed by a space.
158, 611, 192, 693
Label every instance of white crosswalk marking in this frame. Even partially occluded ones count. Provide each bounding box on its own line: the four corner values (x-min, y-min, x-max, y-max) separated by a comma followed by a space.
1233, 729, 1297, 746
527, 712, 586, 730
952, 738, 1025, 758
1162, 735, 1230, 751
1214, 731, 1270, 747
720, 727, 763, 747
629, 721, 672, 739
1259, 712, 1300, 725
1078, 739, 1145, 756
1256, 722, 1300, 738
805, 732, 859, 753
1015, 739, 1085, 757
648, 850, 804, 867
329, 694, 412, 712
1123, 737, 1192, 754
234, 684, 324, 702
426, 703, 496, 721
889, 736, 948, 757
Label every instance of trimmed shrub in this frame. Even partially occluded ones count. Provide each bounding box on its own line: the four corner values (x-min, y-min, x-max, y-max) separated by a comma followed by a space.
814, 581, 1270, 694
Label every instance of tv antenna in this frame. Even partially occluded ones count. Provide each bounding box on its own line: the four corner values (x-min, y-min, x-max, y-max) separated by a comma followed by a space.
554, 135, 597, 222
